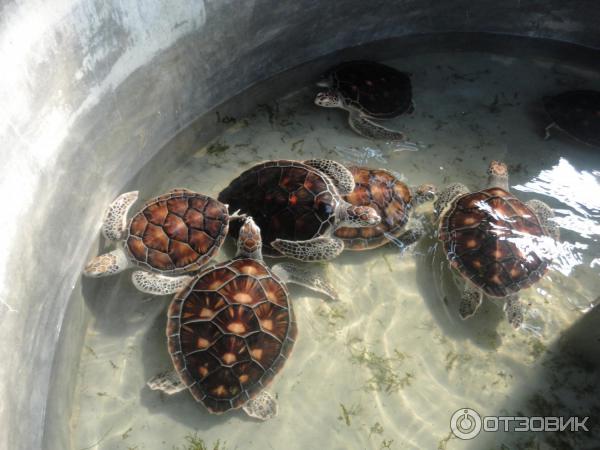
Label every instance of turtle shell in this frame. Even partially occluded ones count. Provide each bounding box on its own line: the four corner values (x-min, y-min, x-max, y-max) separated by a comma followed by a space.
125, 190, 228, 274
326, 60, 412, 119
439, 187, 550, 298
543, 90, 600, 147
334, 166, 412, 250
166, 257, 296, 414
218, 160, 340, 255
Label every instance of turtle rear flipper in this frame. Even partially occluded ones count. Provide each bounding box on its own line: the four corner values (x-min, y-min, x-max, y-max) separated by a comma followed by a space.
302, 159, 355, 195
83, 247, 132, 277
131, 271, 193, 296
102, 191, 139, 241
271, 237, 344, 262
459, 285, 483, 320
147, 370, 187, 395
272, 262, 338, 301
243, 391, 278, 421
348, 111, 406, 142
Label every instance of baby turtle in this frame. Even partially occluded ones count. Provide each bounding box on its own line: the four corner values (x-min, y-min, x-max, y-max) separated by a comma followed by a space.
314, 60, 413, 141
83, 189, 238, 282
218, 159, 381, 261
333, 166, 435, 251
543, 90, 600, 147
434, 161, 559, 329
136, 217, 337, 420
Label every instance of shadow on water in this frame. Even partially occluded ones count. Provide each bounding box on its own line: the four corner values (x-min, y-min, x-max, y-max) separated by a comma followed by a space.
472, 304, 600, 450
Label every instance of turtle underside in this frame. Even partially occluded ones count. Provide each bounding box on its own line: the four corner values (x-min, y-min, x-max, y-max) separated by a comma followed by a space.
218, 160, 339, 255
125, 190, 229, 274
439, 187, 550, 298
334, 166, 412, 250
328, 60, 412, 119
166, 258, 296, 414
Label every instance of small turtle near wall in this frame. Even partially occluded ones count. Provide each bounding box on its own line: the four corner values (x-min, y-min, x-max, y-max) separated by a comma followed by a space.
135, 217, 337, 420
314, 60, 414, 143
434, 161, 559, 329
83, 189, 242, 292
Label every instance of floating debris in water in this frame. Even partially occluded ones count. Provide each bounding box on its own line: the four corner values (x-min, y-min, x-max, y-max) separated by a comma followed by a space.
333, 145, 388, 164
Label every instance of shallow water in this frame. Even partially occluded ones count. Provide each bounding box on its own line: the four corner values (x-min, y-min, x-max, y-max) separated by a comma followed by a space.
72, 46, 600, 450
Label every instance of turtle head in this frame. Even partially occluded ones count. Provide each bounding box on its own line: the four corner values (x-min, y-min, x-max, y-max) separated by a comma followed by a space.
340, 204, 381, 228
237, 217, 263, 260
412, 183, 437, 205
315, 91, 342, 108
487, 160, 509, 191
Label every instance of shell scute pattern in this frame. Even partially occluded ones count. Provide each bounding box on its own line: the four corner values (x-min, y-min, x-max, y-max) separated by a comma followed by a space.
218, 160, 339, 254
439, 187, 549, 297
329, 61, 412, 118
167, 257, 295, 414
334, 166, 412, 250
124, 191, 228, 274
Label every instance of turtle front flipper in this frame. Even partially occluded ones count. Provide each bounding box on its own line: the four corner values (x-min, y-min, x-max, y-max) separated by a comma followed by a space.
131, 271, 193, 295
459, 285, 483, 320
526, 199, 560, 240
433, 183, 469, 219
348, 111, 406, 142
504, 295, 524, 329
83, 247, 132, 277
147, 370, 187, 395
271, 237, 344, 262
272, 262, 338, 301
302, 159, 355, 195
102, 191, 139, 241
242, 391, 278, 421
385, 224, 424, 253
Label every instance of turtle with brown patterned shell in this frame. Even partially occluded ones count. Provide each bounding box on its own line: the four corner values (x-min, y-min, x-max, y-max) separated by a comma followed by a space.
314, 60, 413, 142
434, 161, 559, 329
334, 166, 435, 251
218, 159, 381, 262
543, 90, 600, 147
83, 189, 241, 291
135, 217, 337, 420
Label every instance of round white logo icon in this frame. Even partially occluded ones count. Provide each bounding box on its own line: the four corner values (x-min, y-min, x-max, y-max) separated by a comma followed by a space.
450, 408, 482, 440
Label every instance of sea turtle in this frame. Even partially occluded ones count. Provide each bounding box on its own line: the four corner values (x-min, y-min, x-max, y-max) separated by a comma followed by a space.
434, 161, 559, 329
135, 216, 337, 420
333, 166, 436, 251
543, 90, 600, 147
314, 60, 413, 141
217, 159, 381, 262
83, 189, 238, 283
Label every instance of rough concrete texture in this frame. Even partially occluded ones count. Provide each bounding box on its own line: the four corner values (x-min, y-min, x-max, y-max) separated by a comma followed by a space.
1, 1, 600, 449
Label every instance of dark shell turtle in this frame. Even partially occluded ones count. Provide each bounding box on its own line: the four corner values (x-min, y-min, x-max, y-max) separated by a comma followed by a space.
140, 217, 337, 420
83, 189, 231, 279
314, 61, 413, 141
218, 159, 380, 261
324, 61, 413, 118
165, 256, 295, 415
439, 187, 549, 298
435, 161, 558, 329
543, 90, 600, 147
334, 166, 434, 251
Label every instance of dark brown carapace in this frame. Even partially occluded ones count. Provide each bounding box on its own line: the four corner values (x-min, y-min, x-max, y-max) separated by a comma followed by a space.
218, 160, 339, 255
439, 187, 550, 297
166, 258, 296, 414
334, 166, 412, 250
125, 190, 229, 274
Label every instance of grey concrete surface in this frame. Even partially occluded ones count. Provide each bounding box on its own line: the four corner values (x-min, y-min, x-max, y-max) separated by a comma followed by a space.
1, 1, 600, 448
